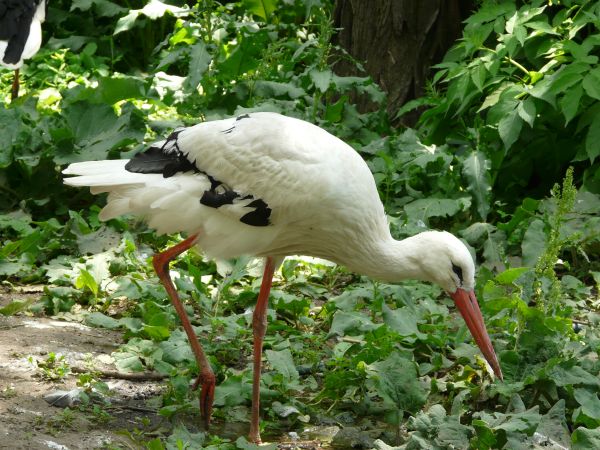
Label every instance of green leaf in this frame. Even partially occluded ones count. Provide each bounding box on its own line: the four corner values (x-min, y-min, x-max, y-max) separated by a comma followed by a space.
328, 311, 379, 337
86, 312, 120, 329
0, 108, 21, 168
114, 0, 188, 34
517, 97, 536, 128
582, 68, 600, 100
574, 389, 600, 420
113, 351, 144, 372
585, 113, 600, 164
0, 299, 35, 316
560, 83, 583, 125
462, 151, 491, 220
367, 353, 428, 413
548, 363, 600, 388
58, 101, 144, 163
75, 269, 99, 296
185, 42, 211, 91
242, 0, 278, 21
404, 198, 471, 223
310, 69, 332, 93
381, 303, 425, 339
96, 76, 145, 104
498, 108, 523, 150
536, 400, 571, 450
265, 349, 299, 382
253, 80, 304, 99
572, 427, 600, 449
159, 330, 194, 364
495, 267, 530, 285
521, 219, 546, 267
471, 63, 487, 92
214, 375, 251, 407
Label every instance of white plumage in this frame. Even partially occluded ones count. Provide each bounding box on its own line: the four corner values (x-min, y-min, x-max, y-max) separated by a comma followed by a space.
65, 113, 387, 264
0, 0, 45, 69
63, 112, 502, 443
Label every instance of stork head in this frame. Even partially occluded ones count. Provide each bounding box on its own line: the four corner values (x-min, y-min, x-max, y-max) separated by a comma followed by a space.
411, 231, 503, 380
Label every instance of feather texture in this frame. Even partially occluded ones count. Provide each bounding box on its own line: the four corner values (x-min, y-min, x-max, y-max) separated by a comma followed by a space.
0, 0, 45, 68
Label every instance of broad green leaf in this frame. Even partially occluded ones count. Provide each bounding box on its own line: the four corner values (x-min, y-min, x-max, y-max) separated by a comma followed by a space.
535, 400, 570, 450
404, 198, 471, 223
143, 325, 171, 341
214, 375, 251, 407
75, 269, 99, 296
560, 83, 583, 125
517, 97, 536, 127
310, 69, 332, 93
574, 389, 600, 420
96, 76, 145, 104
381, 303, 425, 339
528, 77, 555, 106
585, 113, 600, 164
165, 426, 207, 449
498, 108, 523, 149
582, 69, 600, 100
0, 108, 21, 167
548, 363, 600, 388
471, 63, 487, 92
242, 0, 278, 21
462, 151, 491, 220
328, 311, 379, 337
550, 63, 590, 95
113, 351, 144, 372
572, 427, 600, 449
495, 267, 530, 285
159, 330, 194, 364
253, 81, 304, 99
71, 0, 125, 17
58, 102, 144, 163
86, 312, 120, 329
367, 353, 428, 413
114, 0, 187, 34
0, 299, 35, 316
265, 349, 299, 382
185, 42, 211, 91
522, 219, 546, 267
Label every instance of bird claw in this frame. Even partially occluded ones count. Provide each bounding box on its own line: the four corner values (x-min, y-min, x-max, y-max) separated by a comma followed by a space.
200, 378, 215, 429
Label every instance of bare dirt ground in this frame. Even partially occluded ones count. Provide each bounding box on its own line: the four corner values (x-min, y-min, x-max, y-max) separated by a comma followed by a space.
0, 287, 328, 450
0, 286, 166, 450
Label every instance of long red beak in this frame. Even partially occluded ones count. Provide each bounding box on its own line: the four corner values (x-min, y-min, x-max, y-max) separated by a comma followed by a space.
450, 288, 503, 380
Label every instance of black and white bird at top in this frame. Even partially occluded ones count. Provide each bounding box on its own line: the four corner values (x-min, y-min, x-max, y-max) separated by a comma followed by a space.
63, 112, 503, 444
0, 0, 46, 99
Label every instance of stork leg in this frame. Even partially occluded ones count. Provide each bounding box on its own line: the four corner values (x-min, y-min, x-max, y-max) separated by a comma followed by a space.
11, 69, 20, 101
248, 256, 277, 444
152, 233, 216, 428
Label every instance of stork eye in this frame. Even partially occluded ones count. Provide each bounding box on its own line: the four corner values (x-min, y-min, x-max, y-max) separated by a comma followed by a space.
452, 263, 463, 283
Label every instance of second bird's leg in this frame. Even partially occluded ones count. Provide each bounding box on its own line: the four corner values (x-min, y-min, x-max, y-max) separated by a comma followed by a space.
248, 256, 277, 444
153, 233, 216, 429
11, 69, 20, 102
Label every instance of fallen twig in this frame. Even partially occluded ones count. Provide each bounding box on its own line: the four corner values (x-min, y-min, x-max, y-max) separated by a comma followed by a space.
71, 366, 168, 381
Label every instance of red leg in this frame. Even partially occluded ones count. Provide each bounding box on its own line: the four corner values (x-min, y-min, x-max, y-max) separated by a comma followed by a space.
248, 256, 276, 444
153, 233, 215, 429
11, 69, 19, 102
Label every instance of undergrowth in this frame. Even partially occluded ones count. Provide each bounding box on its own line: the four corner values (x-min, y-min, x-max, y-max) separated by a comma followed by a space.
1, 0, 599, 449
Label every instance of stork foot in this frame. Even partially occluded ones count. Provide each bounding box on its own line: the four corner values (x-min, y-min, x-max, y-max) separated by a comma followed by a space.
248, 432, 262, 445
199, 374, 216, 428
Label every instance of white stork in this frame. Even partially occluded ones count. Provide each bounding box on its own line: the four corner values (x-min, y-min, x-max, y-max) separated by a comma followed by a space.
0, 0, 46, 100
63, 112, 503, 444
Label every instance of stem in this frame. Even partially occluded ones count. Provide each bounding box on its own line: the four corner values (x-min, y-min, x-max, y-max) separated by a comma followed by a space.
505, 57, 530, 76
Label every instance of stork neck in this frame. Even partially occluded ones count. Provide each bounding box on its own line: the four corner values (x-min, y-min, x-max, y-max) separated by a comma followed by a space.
343, 234, 426, 283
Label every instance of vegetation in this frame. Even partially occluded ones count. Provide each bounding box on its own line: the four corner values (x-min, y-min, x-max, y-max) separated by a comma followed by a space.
1, 0, 599, 448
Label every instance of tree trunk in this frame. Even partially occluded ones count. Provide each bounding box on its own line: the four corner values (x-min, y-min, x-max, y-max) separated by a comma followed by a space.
333, 0, 473, 125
